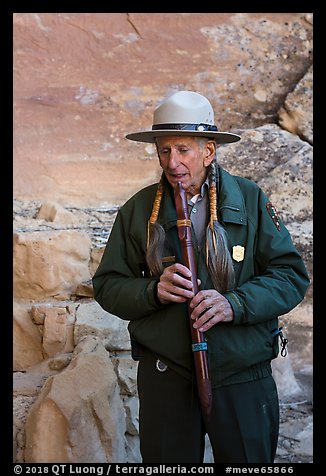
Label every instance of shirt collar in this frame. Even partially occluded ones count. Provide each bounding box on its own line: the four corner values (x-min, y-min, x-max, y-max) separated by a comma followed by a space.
189, 176, 210, 204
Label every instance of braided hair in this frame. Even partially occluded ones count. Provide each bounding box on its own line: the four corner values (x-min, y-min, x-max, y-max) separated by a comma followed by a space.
146, 146, 235, 293
146, 176, 165, 276
205, 155, 235, 292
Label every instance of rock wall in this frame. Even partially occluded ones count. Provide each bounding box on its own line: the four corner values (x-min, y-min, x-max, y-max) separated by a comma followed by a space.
13, 13, 313, 463
14, 12, 312, 206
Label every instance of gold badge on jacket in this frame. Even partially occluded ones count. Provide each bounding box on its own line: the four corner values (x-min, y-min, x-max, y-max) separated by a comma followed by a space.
232, 245, 245, 262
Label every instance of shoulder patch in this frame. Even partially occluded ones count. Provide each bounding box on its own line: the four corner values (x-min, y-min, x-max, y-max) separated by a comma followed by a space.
266, 202, 281, 231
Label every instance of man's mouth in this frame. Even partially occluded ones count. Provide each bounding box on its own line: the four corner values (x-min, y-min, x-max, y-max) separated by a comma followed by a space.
169, 173, 187, 180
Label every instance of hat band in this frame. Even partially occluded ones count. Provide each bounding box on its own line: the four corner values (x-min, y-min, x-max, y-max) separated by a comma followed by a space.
152, 123, 218, 132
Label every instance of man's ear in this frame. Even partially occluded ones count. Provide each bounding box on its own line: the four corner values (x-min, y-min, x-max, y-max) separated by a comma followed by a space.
203, 140, 216, 167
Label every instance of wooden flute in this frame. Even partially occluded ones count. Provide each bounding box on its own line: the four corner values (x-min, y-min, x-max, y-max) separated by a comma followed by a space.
174, 181, 213, 418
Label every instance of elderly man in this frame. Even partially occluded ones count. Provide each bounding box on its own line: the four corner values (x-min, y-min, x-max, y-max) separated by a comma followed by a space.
93, 91, 309, 463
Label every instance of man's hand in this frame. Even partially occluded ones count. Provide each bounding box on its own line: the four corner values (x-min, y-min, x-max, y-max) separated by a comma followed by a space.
190, 289, 234, 331
157, 263, 195, 304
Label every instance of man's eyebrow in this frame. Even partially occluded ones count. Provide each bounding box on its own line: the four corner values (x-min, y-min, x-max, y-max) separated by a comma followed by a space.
157, 142, 191, 147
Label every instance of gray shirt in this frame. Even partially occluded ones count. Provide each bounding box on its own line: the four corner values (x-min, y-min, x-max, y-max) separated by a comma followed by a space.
188, 179, 209, 250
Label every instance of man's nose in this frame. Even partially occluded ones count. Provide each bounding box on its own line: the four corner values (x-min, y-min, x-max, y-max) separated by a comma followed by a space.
167, 150, 180, 169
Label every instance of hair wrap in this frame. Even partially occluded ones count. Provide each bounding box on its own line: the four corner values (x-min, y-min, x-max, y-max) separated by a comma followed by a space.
147, 176, 164, 249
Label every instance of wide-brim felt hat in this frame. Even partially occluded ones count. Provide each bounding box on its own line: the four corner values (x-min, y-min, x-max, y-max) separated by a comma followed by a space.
125, 90, 241, 144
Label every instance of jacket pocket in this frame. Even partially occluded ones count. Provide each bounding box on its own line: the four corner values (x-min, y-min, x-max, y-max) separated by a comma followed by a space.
206, 318, 278, 384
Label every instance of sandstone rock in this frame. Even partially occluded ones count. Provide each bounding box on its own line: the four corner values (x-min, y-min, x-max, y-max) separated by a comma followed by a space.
35, 201, 79, 224
114, 357, 138, 396
90, 246, 105, 275
123, 395, 139, 436
25, 336, 126, 463
42, 306, 75, 357
278, 66, 313, 144
14, 371, 49, 397
218, 124, 312, 203
13, 302, 43, 370
48, 353, 73, 371
74, 300, 130, 351
272, 355, 302, 400
13, 13, 312, 207
13, 230, 91, 300
125, 434, 141, 464
258, 132, 312, 224
74, 279, 94, 298
13, 397, 35, 463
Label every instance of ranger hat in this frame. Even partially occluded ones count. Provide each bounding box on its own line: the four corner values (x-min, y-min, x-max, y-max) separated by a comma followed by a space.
125, 90, 241, 144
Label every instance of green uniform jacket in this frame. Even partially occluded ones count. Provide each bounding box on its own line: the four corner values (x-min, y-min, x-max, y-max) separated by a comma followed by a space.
92, 167, 310, 388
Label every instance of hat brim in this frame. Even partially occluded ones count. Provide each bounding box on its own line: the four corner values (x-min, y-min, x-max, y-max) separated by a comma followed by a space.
125, 129, 241, 144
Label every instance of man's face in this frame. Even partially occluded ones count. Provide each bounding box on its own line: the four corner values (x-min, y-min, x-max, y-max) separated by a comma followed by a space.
156, 136, 215, 196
